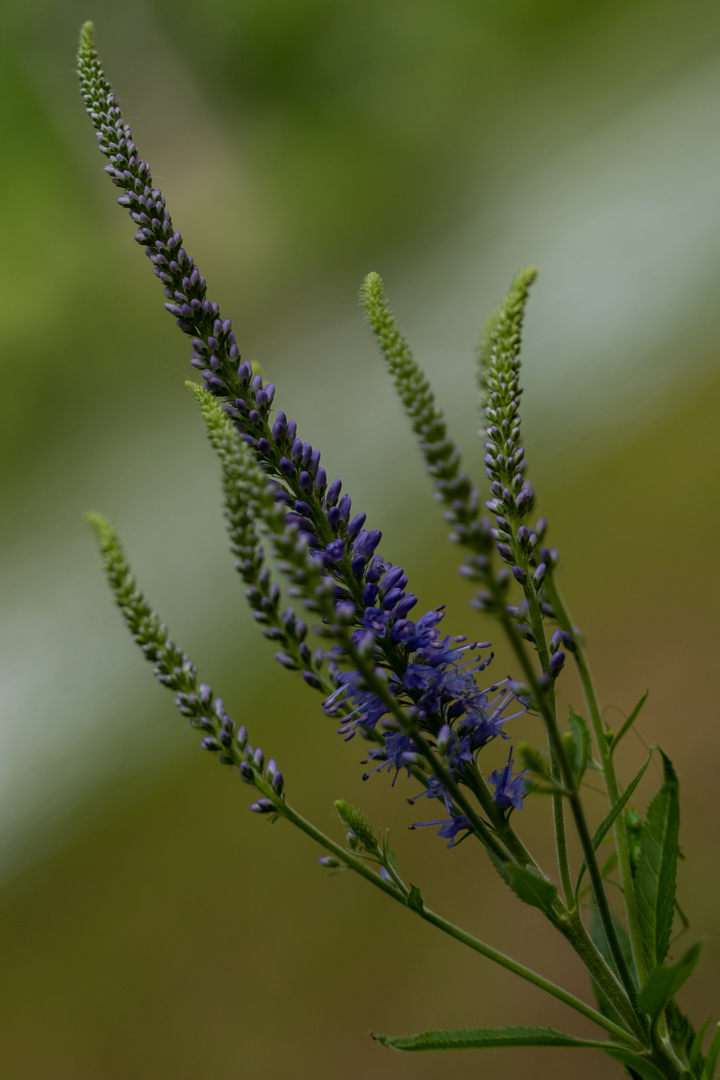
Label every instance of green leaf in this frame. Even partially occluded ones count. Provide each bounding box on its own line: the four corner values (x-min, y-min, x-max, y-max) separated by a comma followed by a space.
663, 1000, 695, 1069
568, 708, 592, 782
375, 1024, 620, 1052
590, 906, 636, 1026
575, 752, 653, 895
491, 858, 558, 916
406, 885, 424, 913
637, 942, 703, 1020
605, 1047, 668, 1080
635, 751, 680, 966
688, 1015, 710, 1074
611, 691, 649, 755
703, 1023, 720, 1080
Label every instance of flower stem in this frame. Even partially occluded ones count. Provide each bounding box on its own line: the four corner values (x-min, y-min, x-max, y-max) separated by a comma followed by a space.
277, 797, 639, 1047
493, 603, 641, 1021
543, 577, 648, 986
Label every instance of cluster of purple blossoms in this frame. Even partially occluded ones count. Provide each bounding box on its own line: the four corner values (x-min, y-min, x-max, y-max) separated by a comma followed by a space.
78, 26, 530, 848
322, 572, 528, 844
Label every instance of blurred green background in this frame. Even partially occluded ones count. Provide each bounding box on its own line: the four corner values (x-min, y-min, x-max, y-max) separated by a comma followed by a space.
2, 0, 720, 1076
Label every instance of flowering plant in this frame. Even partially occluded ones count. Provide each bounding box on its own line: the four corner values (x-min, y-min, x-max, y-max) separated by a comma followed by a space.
77, 22, 716, 1079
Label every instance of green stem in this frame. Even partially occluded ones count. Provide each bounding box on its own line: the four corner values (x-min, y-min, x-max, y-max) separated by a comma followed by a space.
563, 911, 648, 1046
278, 797, 639, 1047
495, 604, 640, 1014
544, 692, 640, 1009
418, 905, 639, 1047
550, 750, 574, 905
516, 588, 575, 906
544, 577, 648, 986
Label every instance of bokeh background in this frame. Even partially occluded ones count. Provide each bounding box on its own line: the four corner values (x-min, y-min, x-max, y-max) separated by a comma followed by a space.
2, 0, 720, 1076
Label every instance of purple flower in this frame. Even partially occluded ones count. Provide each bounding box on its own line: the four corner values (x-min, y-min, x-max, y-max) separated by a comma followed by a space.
326, 539, 345, 562
489, 751, 528, 811
362, 730, 417, 783
403, 663, 439, 692
322, 670, 388, 738
411, 813, 472, 848
390, 608, 445, 648
361, 607, 392, 637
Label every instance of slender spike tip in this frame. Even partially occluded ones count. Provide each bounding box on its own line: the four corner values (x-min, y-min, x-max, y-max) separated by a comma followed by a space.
361, 269, 483, 548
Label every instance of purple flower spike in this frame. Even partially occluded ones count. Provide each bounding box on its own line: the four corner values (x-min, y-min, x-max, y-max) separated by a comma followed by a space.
79, 30, 538, 866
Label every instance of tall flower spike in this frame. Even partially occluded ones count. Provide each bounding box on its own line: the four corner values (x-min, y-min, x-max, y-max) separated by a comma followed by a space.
79, 33, 528, 861
477, 268, 558, 636
85, 512, 286, 807
477, 265, 537, 528
361, 272, 488, 552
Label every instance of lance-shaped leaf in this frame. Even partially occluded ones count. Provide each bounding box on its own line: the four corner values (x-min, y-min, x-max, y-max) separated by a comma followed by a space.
375, 1024, 625, 1052
506, 865, 559, 916
703, 1023, 720, 1080
590, 906, 636, 1026
575, 751, 653, 895
663, 1000, 700, 1071
635, 751, 680, 966
406, 885, 424, 914
605, 1046, 669, 1080
637, 942, 703, 1021
490, 857, 559, 917
688, 1015, 711, 1075
611, 691, 649, 755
